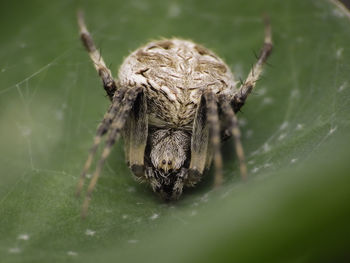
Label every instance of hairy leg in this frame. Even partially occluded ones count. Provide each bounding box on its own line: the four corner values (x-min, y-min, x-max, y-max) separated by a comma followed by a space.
189, 92, 223, 187
219, 97, 247, 180
76, 87, 127, 197
204, 92, 223, 187
81, 87, 143, 218
78, 11, 117, 99
123, 91, 148, 179
233, 16, 273, 112
188, 95, 210, 185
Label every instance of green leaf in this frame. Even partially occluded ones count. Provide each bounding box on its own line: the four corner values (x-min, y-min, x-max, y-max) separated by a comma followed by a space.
1, 0, 350, 262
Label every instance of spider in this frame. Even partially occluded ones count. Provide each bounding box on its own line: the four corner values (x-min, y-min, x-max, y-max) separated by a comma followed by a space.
76, 11, 272, 218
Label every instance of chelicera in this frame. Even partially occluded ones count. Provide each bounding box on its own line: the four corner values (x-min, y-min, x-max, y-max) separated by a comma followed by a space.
76, 11, 273, 217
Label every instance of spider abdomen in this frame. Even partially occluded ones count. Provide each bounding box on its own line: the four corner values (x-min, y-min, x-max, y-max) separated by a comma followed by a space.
118, 38, 236, 130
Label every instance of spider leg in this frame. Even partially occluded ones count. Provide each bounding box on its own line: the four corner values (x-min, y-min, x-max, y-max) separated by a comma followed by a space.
145, 167, 161, 193
81, 87, 143, 218
189, 92, 223, 187
188, 95, 210, 185
233, 15, 273, 112
204, 92, 223, 187
219, 96, 247, 180
77, 10, 117, 99
123, 91, 148, 179
76, 87, 127, 197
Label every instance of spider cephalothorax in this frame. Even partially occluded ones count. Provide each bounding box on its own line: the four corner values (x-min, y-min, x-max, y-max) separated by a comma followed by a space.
149, 129, 190, 174
146, 129, 191, 200
76, 11, 272, 217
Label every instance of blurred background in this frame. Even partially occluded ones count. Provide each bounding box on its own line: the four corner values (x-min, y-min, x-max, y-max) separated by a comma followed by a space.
0, 0, 350, 262
339, 0, 350, 9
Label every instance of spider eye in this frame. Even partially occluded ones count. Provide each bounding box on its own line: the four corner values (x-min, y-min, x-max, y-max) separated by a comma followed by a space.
168, 160, 172, 165
162, 159, 166, 165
